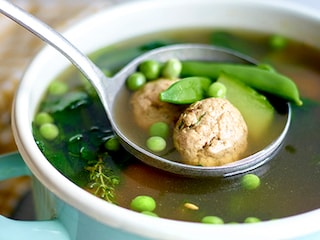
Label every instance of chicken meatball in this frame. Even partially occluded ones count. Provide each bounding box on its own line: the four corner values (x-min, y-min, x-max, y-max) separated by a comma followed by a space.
173, 97, 248, 166
130, 79, 184, 130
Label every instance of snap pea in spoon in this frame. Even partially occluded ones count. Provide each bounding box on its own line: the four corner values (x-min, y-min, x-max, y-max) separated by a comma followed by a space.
0, 0, 291, 177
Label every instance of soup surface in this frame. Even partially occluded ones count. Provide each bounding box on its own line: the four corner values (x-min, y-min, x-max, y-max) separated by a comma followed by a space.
33, 29, 320, 223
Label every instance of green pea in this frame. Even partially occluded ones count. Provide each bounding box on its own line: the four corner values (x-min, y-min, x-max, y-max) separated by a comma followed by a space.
138, 60, 161, 80
207, 82, 227, 98
34, 112, 54, 126
39, 123, 59, 140
244, 217, 261, 223
146, 136, 166, 152
241, 173, 261, 190
161, 58, 182, 79
48, 81, 68, 95
149, 122, 170, 138
201, 216, 224, 224
104, 136, 120, 151
269, 35, 287, 50
126, 72, 146, 91
130, 195, 156, 212
141, 211, 159, 217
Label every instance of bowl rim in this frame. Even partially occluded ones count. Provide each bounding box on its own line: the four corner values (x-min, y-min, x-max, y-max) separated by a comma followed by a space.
12, 0, 320, 239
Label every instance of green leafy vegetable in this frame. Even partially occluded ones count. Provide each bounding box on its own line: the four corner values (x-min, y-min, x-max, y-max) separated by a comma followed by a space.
42, 91, 89, 113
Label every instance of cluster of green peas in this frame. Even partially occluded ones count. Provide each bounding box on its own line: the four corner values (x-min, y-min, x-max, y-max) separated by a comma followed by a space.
146, 121, 170, 152
34, 112, 59, 141
126, 58, 183, 91
130, 173, 261, 223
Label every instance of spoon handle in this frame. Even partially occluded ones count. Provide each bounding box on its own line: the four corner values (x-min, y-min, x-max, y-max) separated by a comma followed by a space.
0, 0, 111, 111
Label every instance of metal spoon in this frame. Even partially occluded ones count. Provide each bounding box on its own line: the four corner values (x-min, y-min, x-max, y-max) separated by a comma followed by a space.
0, 0, 291, 177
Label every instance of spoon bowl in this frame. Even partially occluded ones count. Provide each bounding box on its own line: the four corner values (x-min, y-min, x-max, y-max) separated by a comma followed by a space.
108, 44, 291, 177
0, 0, 291, 177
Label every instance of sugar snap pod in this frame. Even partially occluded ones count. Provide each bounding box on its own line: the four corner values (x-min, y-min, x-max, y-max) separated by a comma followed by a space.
181, 61, 303, 106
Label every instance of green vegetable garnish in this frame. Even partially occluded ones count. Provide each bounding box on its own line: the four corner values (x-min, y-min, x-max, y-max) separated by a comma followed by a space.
181, 61, 303, 106
34, 112, 54, 126
207, 82, 227, 98
39, 123, 59, 141
217, 73, 275, 141
244, 217, 261, 223
126, 72, 146, 91
161, 58, 182, 79
160, 77, 211, 104
146, 136, 167, 152
201, 216, 224, 224
269, 35, 288, 50
130, 195, 157, 212
86, 157, 119, 203
138, 60, 161, 80
240, 173, 261, 190
149, 121, 170, 139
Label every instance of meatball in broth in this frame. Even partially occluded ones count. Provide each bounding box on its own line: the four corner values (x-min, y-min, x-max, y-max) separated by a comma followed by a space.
130, 79, 184, 130
174, 98, 248, 166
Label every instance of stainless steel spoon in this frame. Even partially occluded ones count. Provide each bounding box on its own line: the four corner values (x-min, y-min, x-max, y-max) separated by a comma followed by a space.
0, 0, 291, 177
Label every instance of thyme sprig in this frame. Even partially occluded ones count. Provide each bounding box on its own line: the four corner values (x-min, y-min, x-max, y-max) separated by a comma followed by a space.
86, 156, 119, 203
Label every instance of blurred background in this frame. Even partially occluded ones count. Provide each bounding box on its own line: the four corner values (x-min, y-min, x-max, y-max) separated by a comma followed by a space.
0, 0, 318, 220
